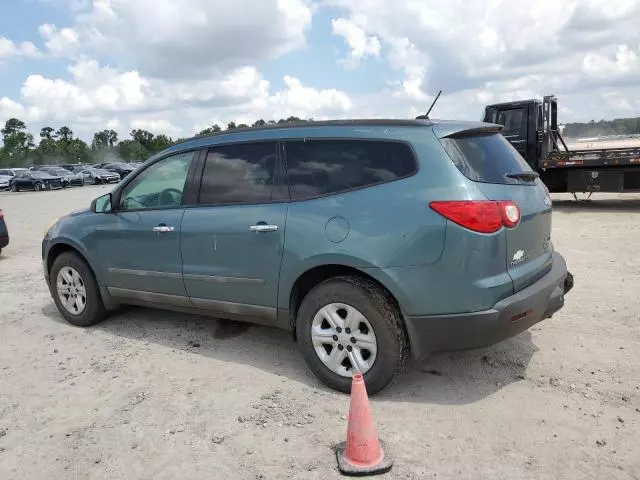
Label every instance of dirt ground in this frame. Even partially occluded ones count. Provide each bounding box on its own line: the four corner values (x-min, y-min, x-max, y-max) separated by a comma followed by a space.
0, 186, 639, 480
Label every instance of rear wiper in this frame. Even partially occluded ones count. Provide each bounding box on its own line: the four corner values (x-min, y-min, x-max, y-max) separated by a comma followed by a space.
505, 172, 539, 182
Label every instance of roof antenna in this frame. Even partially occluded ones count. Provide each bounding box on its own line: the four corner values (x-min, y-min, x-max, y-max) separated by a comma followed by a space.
415, 90, 442, 120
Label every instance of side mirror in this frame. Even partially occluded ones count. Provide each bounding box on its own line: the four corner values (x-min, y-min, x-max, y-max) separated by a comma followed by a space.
91, 193, 113, 213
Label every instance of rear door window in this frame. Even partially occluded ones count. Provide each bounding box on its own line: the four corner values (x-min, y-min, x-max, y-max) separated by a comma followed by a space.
440, 133, 533, 185
283, 139, 417, 200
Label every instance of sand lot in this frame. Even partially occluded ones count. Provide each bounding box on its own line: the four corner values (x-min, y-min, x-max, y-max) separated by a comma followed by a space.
0, 186, 639, 480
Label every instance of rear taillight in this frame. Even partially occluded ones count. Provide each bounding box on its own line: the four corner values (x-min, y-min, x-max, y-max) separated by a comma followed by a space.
430, 201, 520, 234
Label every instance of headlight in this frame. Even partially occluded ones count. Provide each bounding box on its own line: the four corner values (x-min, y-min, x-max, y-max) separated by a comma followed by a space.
45, 217, 60, 236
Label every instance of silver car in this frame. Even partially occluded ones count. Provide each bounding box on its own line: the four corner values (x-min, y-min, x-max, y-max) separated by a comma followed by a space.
0, 175, 11, 190
79, 168, 121, 185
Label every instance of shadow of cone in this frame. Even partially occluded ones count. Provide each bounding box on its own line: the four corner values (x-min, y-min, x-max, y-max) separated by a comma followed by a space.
336, 373, 393, 476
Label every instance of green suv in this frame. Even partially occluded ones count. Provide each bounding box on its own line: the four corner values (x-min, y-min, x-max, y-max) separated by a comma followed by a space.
42, 120, 572, 393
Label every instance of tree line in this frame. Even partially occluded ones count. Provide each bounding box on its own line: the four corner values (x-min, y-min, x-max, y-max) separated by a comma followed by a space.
0, 116, 309, 168
563, 117, 640, 138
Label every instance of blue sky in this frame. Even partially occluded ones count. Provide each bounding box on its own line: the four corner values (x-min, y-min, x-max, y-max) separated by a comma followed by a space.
1, 0, 639, 142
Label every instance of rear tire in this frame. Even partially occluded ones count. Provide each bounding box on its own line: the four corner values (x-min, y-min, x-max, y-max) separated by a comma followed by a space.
296, 275, 408, 394
10, 183, 18, 192
50, 251, 107, 327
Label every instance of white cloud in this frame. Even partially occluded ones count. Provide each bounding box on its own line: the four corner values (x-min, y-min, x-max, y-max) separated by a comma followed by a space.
38, 0, 313, 79
0, 37, 41, 58
38, 24, 80, 56
331, 17, 381, 68
130, 117, 181, 137
2, 57, 353, 140
325, 0, 640, 122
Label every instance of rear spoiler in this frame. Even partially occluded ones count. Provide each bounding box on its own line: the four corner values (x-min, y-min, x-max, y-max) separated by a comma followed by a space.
432, 121, 503, 139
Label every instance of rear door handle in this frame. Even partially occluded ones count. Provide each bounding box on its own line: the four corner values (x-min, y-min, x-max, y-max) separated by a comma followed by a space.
250, 224, 278, 233
153, 225, 174, 233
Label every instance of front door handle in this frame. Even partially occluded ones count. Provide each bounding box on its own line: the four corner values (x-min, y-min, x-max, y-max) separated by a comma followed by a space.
153, 225, 174, 233
250, 224, 278, 233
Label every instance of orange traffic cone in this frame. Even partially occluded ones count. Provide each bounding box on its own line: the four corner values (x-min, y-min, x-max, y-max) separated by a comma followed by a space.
336, 373, 393, 476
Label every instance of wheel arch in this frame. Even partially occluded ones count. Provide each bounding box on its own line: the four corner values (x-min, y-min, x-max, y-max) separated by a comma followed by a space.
46, 240, 118, 310
287, 263, 409, 344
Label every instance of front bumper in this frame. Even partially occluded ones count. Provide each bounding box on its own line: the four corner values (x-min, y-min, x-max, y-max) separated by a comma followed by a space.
0, 234, 8, 249
404, 252, 572, 359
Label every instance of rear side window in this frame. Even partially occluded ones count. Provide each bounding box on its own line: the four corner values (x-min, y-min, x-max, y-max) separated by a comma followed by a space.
199, 142, 278, 205
440, 133, 532, 185
284, 140, 416, 200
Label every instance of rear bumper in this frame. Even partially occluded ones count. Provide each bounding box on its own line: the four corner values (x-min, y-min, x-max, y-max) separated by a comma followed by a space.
405, 252, 572, 359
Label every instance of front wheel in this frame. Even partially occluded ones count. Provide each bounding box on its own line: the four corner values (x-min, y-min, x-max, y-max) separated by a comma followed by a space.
296, 276, 408, 394
34, 182, 43, 191
10, 183, 18, 192
50, 252, 107, 327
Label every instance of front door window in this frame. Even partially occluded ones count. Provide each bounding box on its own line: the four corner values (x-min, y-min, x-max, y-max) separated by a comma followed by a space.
119, 152, 194, 211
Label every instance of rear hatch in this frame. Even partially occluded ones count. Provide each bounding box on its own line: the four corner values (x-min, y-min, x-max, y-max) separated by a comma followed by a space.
436, 123, 554, 292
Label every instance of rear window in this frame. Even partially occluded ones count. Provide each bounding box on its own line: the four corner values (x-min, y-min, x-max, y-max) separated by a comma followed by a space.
440, 133, 532, 184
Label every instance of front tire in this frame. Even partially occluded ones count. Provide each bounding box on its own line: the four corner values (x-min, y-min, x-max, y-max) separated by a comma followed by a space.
10, 183, 18, 192
50, 252, 107, 327
34, 182, 42, 191
296, 276, 408, 394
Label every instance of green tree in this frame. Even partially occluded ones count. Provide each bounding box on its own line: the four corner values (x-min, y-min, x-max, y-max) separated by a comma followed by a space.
252, 119, 266, 127
66, 138, 91, 163
40, 126, 56, 140
106, 129, 118, 148
118, 139, 148, 161
150, 134, 172, 153
92, 131, 109, 151
1, 118, 34, 167
226, 121, 237, 130
197, 124, 222, 136
130, 129, 154, 151
56, 126, 73, 142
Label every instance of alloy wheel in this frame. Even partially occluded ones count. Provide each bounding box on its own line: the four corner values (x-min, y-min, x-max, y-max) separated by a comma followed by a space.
56, 266, 87, 315
311, 303, 378, 377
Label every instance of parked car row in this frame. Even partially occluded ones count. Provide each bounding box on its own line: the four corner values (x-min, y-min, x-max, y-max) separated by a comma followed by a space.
0, 162, 139, 192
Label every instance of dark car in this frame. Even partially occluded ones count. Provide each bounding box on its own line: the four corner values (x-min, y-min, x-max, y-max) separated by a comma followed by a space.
0, 209, 8, 255
102, 163, 135, 179
41, 167, 84, 187
10, 170, 63, 191
79, 168, 121, 184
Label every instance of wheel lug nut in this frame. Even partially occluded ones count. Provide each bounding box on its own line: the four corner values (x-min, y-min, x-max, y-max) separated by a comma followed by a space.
333, 335, 338, 341
345, 328, 351, 334
346, 345, 353, 352
336, 327, 342, 333
350, 337, 356, 344
338, 344, 344, 351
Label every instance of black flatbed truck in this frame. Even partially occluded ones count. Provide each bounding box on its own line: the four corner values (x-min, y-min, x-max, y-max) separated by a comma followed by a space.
483, 95, 640, 193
